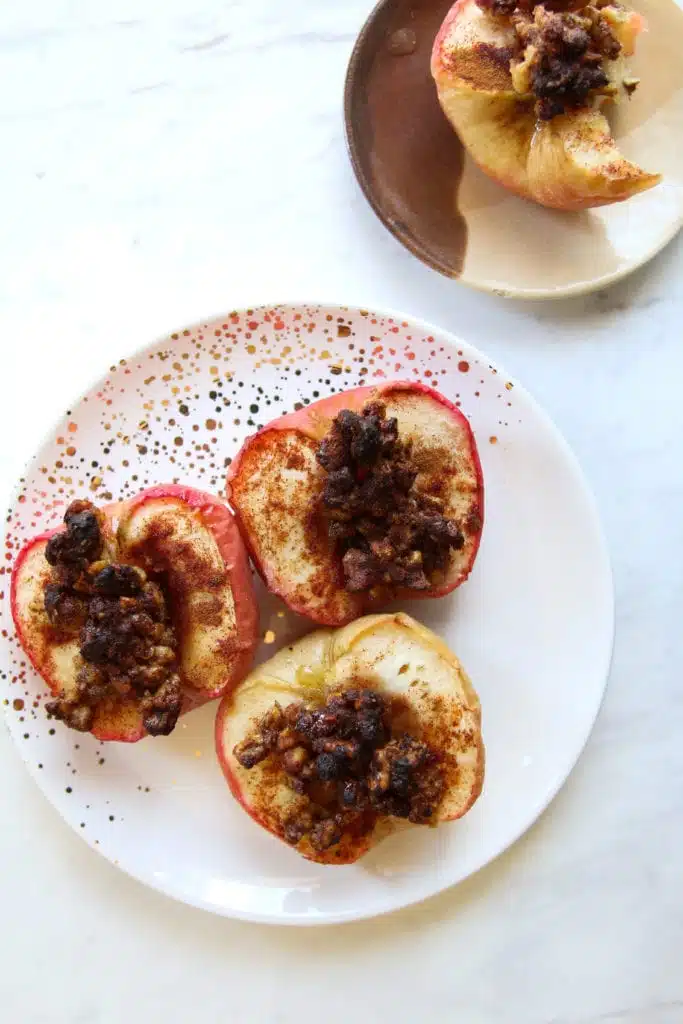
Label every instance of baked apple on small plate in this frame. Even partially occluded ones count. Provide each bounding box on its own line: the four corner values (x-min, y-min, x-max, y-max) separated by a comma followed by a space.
432, 0, 659, 210
345, 0, 683, 296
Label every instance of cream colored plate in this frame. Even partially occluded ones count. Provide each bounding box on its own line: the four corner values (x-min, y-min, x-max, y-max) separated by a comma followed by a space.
346, 0, 683, 299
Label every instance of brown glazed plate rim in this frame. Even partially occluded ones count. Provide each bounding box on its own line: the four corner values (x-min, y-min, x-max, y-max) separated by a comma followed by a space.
343, 0, 453, 282
343, 0, 683, 301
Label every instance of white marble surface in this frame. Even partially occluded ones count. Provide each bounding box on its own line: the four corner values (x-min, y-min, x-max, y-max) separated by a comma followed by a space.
1, 2, 682, 1021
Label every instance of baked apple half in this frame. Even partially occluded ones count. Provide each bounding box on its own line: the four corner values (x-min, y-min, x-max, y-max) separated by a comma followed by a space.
216, 612, 484, 864
432, 0, 661, 209
11, 484, 259, 742
227, 381, 484, 626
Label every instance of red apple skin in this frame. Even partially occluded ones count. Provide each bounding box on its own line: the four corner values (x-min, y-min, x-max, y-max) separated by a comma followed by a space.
10, 485, 259, 743
123, 484, 260, 703
226, 381, 484, 626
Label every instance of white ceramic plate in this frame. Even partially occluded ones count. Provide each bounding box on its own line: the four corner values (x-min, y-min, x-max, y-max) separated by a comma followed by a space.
1, 303, 613, 924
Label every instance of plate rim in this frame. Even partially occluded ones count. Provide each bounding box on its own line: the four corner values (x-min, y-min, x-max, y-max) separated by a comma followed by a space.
343, 0, 683, 301
2, 299, 616, 925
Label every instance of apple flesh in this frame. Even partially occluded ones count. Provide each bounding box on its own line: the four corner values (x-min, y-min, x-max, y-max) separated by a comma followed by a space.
226, 381, 484, 626
431, 0, 661, 210
11, 485, 259, 742
215, 612, 485, 865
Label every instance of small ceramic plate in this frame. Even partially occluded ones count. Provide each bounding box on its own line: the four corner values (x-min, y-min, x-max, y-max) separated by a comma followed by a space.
1, 303, 613, 924
345, 0, 683, 299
